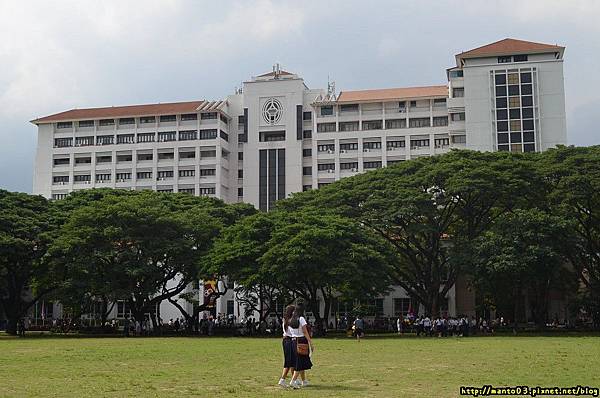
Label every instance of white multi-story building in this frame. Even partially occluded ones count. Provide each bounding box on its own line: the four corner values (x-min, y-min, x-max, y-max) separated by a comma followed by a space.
30, 38, 567, 324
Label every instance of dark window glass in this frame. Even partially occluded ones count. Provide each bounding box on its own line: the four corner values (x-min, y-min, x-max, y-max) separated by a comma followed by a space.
523, 119, 534, 130
510, 132, 522, 143
496, 109, 508, 120
521, 84, 532, 95
522, 107, 533, 119
508, 85, 519, 96
303, 111, 312, 120
302, 166, 312, 176
523, 132, 535, 142
494, 74, 506, 85
497, 121, 508, 132
498, 56, 512, 63
497, 133, 509, 144
524, 143, 535, 152
498, 144, 509, 151
303, 130, 312, 139
520, 72, 532, 83
522, 96, 533, 107
495, 85, 507, 97
509, 109, 521, 119
496, 97, 507, 108
514, 54, 528, 62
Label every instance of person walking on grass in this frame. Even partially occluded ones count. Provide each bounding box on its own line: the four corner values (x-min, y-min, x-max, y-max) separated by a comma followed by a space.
277, 305, 296, 388
289, 303, 314, 389
353, 315, 365, 342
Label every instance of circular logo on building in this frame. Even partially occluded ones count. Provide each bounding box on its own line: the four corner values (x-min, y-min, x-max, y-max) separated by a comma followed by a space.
262, 98, 283, 124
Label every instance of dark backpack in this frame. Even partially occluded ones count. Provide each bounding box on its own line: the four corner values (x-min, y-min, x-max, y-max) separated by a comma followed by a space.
289, 313, 300, 329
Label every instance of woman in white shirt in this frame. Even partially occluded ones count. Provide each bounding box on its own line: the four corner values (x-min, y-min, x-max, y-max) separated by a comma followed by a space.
277, 305, 296, 388
288, 303, 315, 389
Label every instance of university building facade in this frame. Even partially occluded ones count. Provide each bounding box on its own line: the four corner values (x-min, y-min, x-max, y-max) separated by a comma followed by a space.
29, 38, 567, 324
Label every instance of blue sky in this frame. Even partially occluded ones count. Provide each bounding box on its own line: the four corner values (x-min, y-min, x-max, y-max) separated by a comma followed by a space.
1, 0, 599, 193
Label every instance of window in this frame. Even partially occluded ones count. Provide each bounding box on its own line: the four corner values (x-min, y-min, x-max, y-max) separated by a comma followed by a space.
57, 122, 72, 129
497, 121, 508, 132
199, 187, 216, 195
117, 154, 132, 162
363, 161, 382, 169
137, 133, 155, 143
179, 188, 195, 194
303, 130, 312, 139
452, 87, 464, 98
451, 135, 466, 144
339, 121, 359, 131
179, 130, 197, 141
52, 194, 68, 200
119, 118, 134, 125
219, 130, 229, 142
75, 136, 94, 146
510, 120, 521, 132
495, 85, 507, 97
53, 175, 69, 184
137, 153, 153, 161
303, 148, 312, 157
340, 142, 358, 151
96, 155, 112, 163
522, 107, 533, 119
523, 132, 535, 142
387, 140, 405, 149
433, 116, 448, 127
74, 174, 91, 182
520, 72, 532, 84
140, 116, 155, 124
434, 98, 446, 105
498, 144, 509, 151
54, 138, 72, 148
200, 169, 216, 176
508, 85, 519, 96
496, 97, 507, 108
508, 73, 519, 85
521, 84, 532, 95
136, 171, 152, 180
96, 173, 111, 182
394, 298, 412, 317
181, 113, 197, 121
75, 157, 91, 165
339, 104, 359, 113
511, 143, 523, 153
220, 114, 228, 124
201, 112, 217, 120
495, 74, 507, 85
522, 96, 533, 107
496, 109, 508, 121
449, 70, 463, 78
99, 119, 114, 126
158, 152, 174, 160
303, 111, 312, 121
259, 131, 285, 142
409, 101, 417, 108
363, 141, 381, 150
158, 132, 176, 142
303, 166, 312, 176
435, 138, 450, 147
96, 135, 114, 145
117, 301, 131, 318
318, 163, 335, 171
179, 169, 195, 178
237, 169, 243, 178
117, 134, 135, 144
385, 119, 406, 129
524, 143, 535, 153
510, 132, 522, 143
320, 106, 334, 116
302, 185, 312, 191
317, 183, 331, 188
317, 144, 335, 152
508, 96, 520, 108
200, 150, 216, 158
409, 118, 430, 128
157, 170, 174, 179
340, 162, 359, 170
363, 120, 382, 130
116, 173, 131, 181
498, 56, 512, 63
523, 120, 534, 130
78, 120, 94, 128
53, 158, 70, 166
514, 54, 528, 62
410, 139, 430, 148
180, 151, 195, 159
199, 129, 217, 140
497, 133, 509, 144
317, 123, 336, 133
237, 152, 243, 161
509, 109, 521, 119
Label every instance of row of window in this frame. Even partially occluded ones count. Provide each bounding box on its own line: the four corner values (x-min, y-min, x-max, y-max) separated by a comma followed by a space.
319, 100, 447, 116
54, 150, 217, 165
312, 137, 453, 153
55, 113, 225, 129
54, 129, 226, 148
317, 116, 449, 133
53, 169, 216, 183
52, 187, 215, 200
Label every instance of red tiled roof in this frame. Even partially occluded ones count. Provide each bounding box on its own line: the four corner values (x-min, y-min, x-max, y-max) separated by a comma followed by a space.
31, 100, 226, 124
337, 85, 448, 103
457, 38, 564, 59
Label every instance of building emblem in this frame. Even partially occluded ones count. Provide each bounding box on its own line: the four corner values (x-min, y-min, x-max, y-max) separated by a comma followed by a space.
262, 98, 283, 124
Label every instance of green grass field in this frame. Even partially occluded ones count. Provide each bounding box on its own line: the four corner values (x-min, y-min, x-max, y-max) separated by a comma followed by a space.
1, 335, 599, 397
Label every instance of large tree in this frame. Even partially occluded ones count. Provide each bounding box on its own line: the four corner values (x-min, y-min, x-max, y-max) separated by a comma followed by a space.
280, 150, 534, 316
472, 209, 577, 327
0, 191, 57, 335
